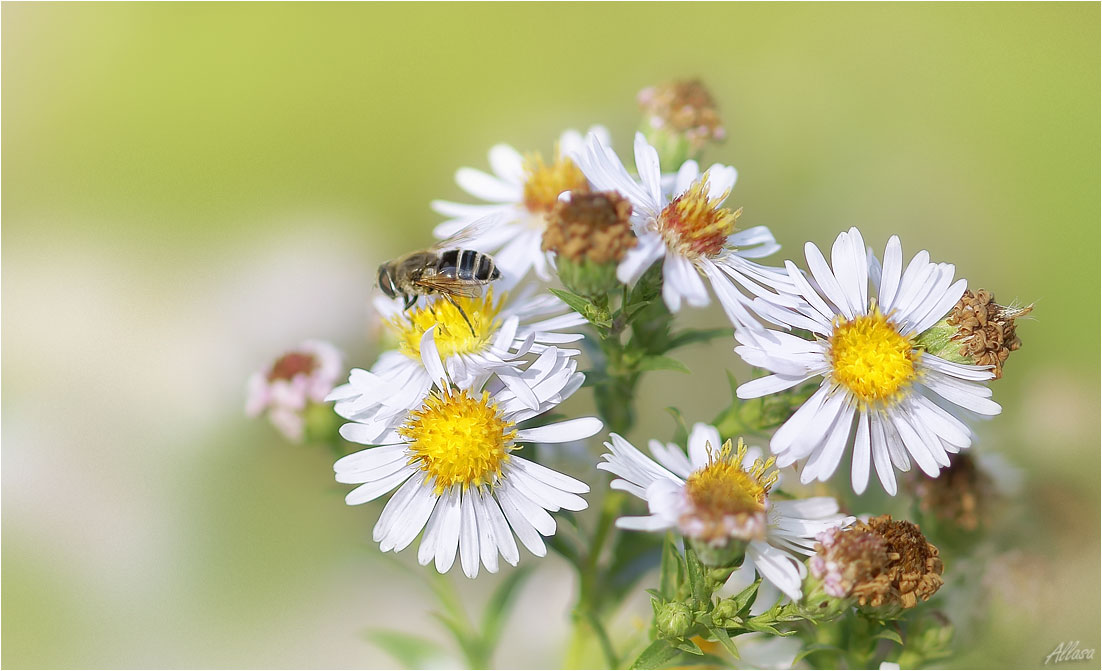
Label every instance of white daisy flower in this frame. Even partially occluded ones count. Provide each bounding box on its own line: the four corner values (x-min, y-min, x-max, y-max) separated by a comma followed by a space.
598, 422, 852, 600
735, 227, 1003, 496
326, 286, 586, 445
335, 327, 602, 578
571, 131, 793, 331
431, 126, 610, 282
245, 340, 342, 441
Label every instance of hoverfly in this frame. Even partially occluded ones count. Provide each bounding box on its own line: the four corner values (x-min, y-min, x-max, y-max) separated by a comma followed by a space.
376, 216, 503, 335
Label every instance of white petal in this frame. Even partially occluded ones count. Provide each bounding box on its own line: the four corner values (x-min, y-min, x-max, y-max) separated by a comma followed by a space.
869, 414, 898, 495
634, 132, 664, 206
748, 541, 802, 601
459, 490, 480, 578
688, 423, 722, 469
456, 167, 522, 203
494, 487, 546, 557
508, 457, 590, 494
482, 491, 520, 566
851, 410, 871, 495
345, 465, 416, 505
516, 417, 602, 443
433, 488, 463, 573
488, 144, 525, 185
472, 488, 500, 573
878, 236, 903, 311
805, 238, 853, 319
419, 327, 447, 384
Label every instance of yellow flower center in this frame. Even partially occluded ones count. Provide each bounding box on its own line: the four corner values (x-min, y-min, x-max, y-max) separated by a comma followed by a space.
657, 174, 740, 258
391, 290, 504, 360
399, 387, 517, 494
523, 148, 590, 213
685, 438, 778, 518
829, 308, 917, 404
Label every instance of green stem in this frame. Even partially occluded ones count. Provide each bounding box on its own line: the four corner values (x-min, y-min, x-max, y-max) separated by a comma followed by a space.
565, 491, 624, 669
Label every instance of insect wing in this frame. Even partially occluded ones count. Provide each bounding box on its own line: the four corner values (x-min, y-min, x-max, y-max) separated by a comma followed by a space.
429, 211, 508, 252
412, 274, 484, 298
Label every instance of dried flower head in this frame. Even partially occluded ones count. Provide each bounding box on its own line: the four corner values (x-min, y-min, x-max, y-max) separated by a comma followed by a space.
945, 289, 1032, 379
913, 452, 995, 531
541, 191, 635, 264
638, 79, 726, 147
810, 514, 944, 611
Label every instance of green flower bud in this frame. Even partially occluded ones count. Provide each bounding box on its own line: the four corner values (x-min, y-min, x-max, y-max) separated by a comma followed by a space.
655, 601, 694, 640
555, 256, 621, 301
689, 536, 747, 569
711, 598, 742, 627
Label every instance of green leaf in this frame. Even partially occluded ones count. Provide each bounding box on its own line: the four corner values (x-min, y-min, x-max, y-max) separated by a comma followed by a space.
673, 639, 704, 655
607, 531, 664, 603
630, 640, 681, 670
549, 288, 612, 328
636, 354, 690, 374
730, 579, 761, 616
481, 567, 534, 653
659, 534, 684, 600
545, 533, 582, 567
665, 407, 689, 445
430, 612, 483, 667
684, 545, 709, 603
364, 630, 446, 669
874, 628, 904, 646
792, 643, 846, 665
706, 626, 740, 659
725, 370, 739, 395
667, 327, 732, 350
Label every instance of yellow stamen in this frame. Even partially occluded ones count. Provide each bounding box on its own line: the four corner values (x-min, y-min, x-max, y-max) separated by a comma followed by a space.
685, 438, 778, 518
391, 290, 504, 360
523, 147, 589, 213
399, 387, 517, 494
657, 174, 739, 258
829, 307, 917, 404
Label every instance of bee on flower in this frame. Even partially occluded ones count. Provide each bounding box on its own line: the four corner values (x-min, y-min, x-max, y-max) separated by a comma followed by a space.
334, 327, 602, 577
327, 286, 586, 446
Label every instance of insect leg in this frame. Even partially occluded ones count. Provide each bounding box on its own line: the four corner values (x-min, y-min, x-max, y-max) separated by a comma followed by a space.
444, 294, 477, 336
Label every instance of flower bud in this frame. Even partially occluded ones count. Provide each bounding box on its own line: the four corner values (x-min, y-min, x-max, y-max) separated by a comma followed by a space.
655, 601, 694, 640
637, 79, 726, 166
542, 190, 635, 299
689, 536, 747, 569
246, 340, 342, 442
711, 597, 742, 627
914, 289, 1032, 379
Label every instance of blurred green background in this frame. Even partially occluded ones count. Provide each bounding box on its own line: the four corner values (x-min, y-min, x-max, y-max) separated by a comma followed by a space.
3, 2, 1098, 668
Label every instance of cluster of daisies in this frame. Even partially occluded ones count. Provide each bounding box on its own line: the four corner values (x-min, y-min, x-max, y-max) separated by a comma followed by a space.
247, 81, 1019, 612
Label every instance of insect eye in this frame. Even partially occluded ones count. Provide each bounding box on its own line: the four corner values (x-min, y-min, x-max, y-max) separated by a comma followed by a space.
377, 266, 395, 297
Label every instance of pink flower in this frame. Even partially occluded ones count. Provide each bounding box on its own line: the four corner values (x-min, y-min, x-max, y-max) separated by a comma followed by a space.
246, 340, 342, 441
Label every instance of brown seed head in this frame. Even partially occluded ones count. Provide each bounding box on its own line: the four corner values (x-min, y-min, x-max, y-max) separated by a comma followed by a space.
913, 453, 994, 531
946, 289, 1032, 379
541, 191, 636, 264
811, 515, 944, 610
267, 351, 318, 382
638, 79, 726, 144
